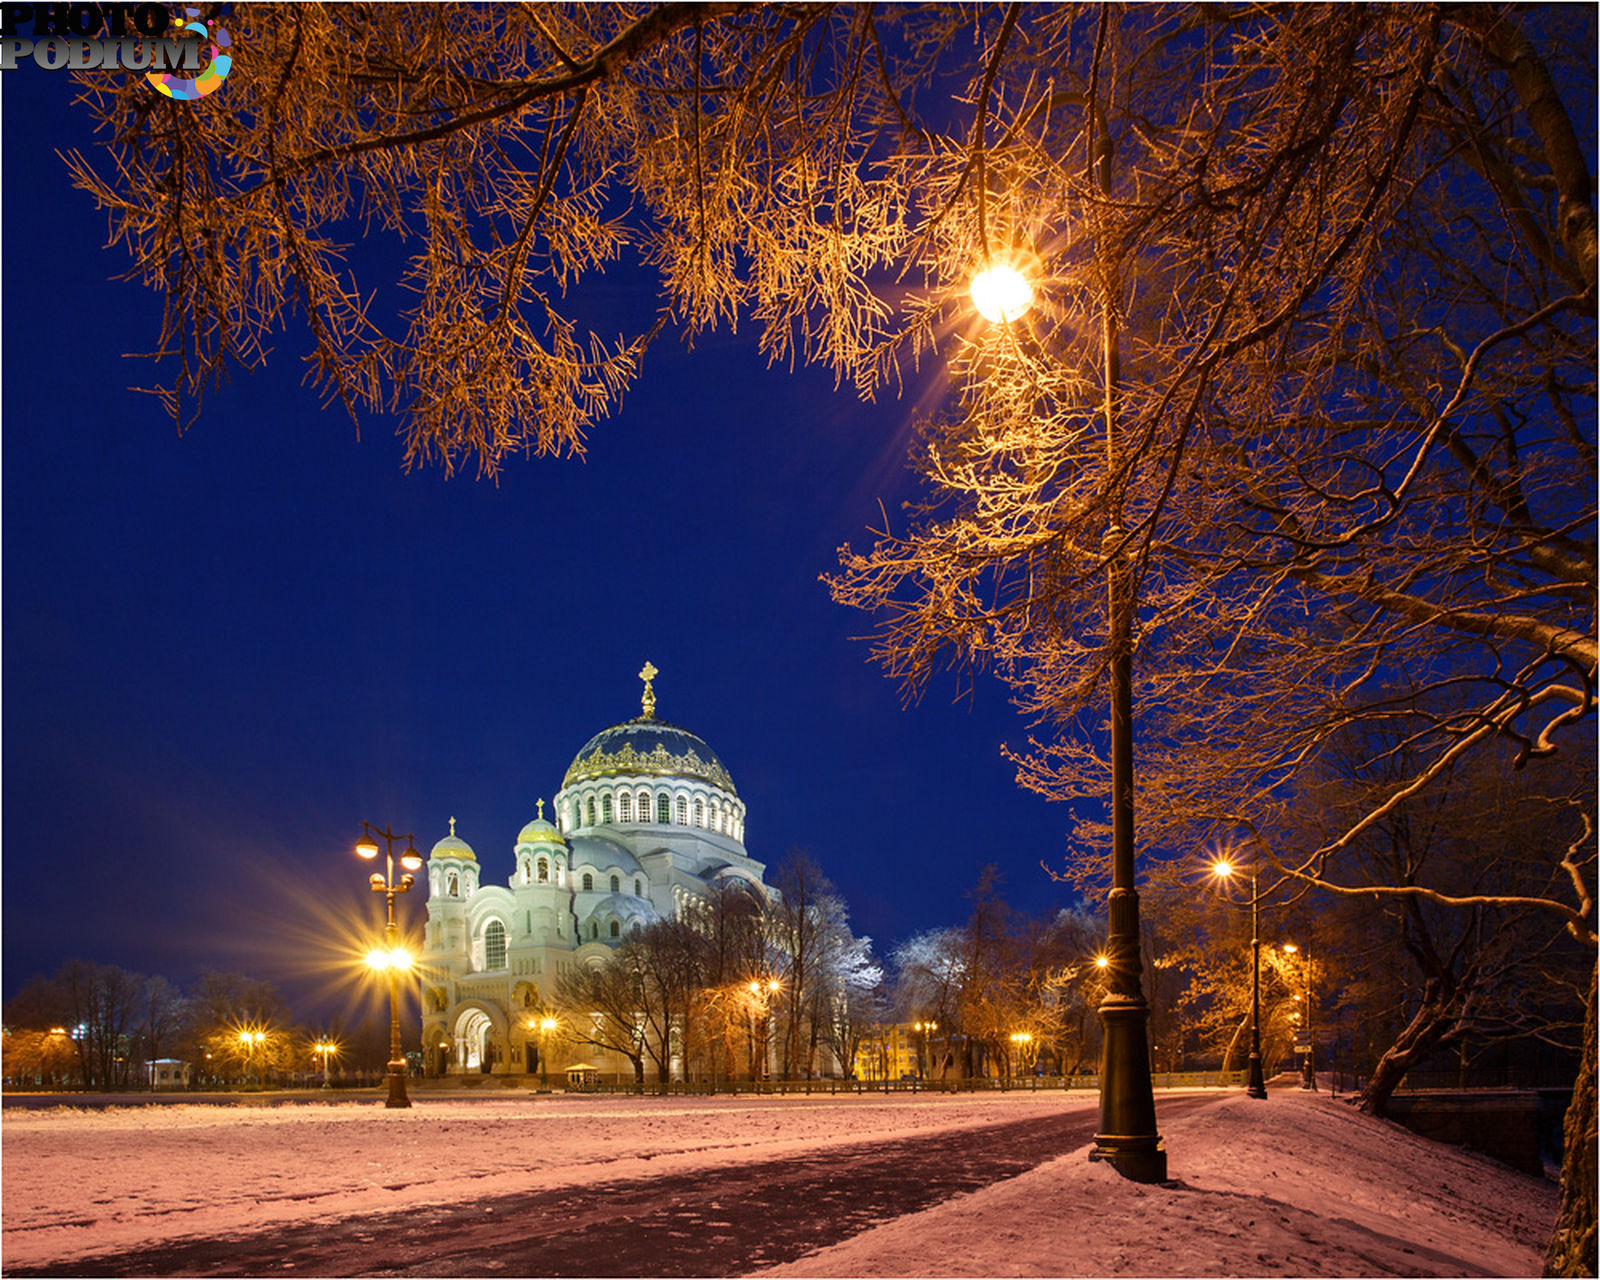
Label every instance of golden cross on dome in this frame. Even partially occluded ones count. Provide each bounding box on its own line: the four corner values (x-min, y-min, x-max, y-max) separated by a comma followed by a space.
537, 798, 545, 820
639, 661, 658, 720
449, 816, 456, 837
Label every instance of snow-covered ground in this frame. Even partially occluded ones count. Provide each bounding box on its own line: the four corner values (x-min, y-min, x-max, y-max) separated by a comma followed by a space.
2, 1085, 1557, 1276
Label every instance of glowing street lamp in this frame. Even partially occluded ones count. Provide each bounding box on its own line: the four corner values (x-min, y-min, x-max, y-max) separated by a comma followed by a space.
238, 1029, 267, 1087
356, 821, 424, 1108
971, 232, 1165, 1182
745, 978, 781, 1081
913, 1020, 939, 1081
969, 260, 1035, 324
1283, 942, 1316, 1090
1212, 859, 1268, 1100
313, 1039, 339, 1088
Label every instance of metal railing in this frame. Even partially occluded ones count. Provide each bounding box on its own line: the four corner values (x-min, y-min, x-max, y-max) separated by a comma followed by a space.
572, 1070, 1247, 1097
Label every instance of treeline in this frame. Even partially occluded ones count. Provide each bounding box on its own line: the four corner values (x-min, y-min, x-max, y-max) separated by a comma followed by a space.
1, 963, 392, 1089
555, 851, 882, 1083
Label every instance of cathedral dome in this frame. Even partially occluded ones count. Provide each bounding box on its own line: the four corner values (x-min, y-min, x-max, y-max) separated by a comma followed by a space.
562, 718, 737, 794
517, 800, 565, 847
561, 662, 737, 795
430, 819, 476, 862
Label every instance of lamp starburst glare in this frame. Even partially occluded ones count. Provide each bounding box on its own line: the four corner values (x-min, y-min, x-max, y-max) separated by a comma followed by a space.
970, 261, 1034, 324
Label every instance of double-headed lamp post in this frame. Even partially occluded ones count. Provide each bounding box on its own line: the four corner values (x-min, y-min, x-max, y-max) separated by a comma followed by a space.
1212, 859, 1268, 1099
239, 1030, 266, 1087
356, 822, 424, 1108
972, 244, 1165, 1181
314, 1039, 338, 1088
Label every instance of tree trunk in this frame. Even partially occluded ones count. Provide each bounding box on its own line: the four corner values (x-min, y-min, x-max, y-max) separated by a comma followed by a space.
1542, 958, 1597, 1277
1358, 979, 1462, 1118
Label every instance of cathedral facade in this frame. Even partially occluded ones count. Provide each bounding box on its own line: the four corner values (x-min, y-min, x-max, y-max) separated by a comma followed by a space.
417, 665, 774, 1079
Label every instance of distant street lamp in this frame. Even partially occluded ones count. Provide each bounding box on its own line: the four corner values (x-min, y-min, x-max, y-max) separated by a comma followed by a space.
1283, 942, 1316, 1090
1009, 1031, 1034, 1080
356, 822, 424, 1109
1211, 859, 1268, 1099
913, 1020, 939, 1080
313, 1039, 338, 1088
238, 1030, 266, 1087
746, 978, 780, 1081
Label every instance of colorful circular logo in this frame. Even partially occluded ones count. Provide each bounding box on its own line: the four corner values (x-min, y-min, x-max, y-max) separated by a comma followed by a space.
147, 8, 230, 100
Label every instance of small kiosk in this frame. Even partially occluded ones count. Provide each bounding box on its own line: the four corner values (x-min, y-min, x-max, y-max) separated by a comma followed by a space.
564, 1063, 600, 1092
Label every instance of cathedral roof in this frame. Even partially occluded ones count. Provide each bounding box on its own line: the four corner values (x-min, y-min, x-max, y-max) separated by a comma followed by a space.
517, 799, 564, 847
429, 818, 476, 862
561, 663, 737, 795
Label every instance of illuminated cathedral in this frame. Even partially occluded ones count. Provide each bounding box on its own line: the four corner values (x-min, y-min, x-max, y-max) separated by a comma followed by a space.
417, 663, 774, 1079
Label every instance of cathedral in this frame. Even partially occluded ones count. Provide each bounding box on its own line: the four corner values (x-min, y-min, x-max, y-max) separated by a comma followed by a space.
417, 664, 776, 1079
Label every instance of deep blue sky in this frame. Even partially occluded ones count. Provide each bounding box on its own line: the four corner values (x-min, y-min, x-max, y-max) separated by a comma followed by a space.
2, 64, 1080, 1011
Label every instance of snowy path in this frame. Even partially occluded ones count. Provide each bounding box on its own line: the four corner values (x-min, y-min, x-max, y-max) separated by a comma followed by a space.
1, 1087, 1558, 1277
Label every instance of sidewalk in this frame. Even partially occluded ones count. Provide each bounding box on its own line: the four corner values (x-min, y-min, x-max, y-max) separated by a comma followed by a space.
752, 1086, 1559, 1278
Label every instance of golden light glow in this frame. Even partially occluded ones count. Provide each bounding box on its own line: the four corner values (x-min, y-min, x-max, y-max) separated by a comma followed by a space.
355, 838, 379, 860
970, 261, 1034, 324
541, 1017, 558, 1033
1282, 943, 1298, 954
1212, 859, 1235, 879
365, 947, 414, 971
1095, 954, 1111, 970
400, 846, 424, 872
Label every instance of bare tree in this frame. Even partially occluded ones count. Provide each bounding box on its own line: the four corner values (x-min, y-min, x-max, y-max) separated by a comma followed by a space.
556, 954, 647, 1085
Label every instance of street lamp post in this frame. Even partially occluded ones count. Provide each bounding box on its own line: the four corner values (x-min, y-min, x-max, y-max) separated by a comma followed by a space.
913, 1020, 938, 1081
314, 1039, 337, 1088
356, 822, 424, 1109
1284, 942, 1316, 1090
238, 1030, 266, 1088
969, 121, 1165, 1184
1213, 860, 1269, 1099
539, 1017, 557, 1090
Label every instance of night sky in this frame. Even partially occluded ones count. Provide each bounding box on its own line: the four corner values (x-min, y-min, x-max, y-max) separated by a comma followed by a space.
2, 65, 1081, 1013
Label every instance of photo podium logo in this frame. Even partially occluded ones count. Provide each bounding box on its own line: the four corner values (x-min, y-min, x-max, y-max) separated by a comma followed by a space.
0, 3, 232, 98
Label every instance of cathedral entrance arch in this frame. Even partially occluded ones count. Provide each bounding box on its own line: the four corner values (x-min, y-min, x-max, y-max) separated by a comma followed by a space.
454, 1008, 496, 1073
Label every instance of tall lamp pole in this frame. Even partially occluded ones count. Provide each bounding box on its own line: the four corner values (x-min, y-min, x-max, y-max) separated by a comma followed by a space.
356, 822, 424, 1109
970, 243, 1165, 1178
1213, 860, 1269, 1099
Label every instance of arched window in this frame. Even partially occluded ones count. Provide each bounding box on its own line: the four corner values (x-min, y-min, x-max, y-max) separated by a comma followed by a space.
634, 878, 643, 896
586, 797, 597, 827
447, 873, 460, 896
537, 858, 549, 884
657, 793, 671, 824
484, 920, 507, 970
582, 873, 594, 892
639, 791, 650, 821
519, 858, 530, 883
619, 793, 632, 823
694, 798, 705, 827
712, 806, 722, 833
602, 793, 613, 823
676, 796, 688, 825
609, 920, 620, 938
610, 874, 620, 893
589, 920, 598, 939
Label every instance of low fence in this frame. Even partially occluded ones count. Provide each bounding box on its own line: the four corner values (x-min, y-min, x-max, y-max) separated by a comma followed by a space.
578, 1069, 1246, 1097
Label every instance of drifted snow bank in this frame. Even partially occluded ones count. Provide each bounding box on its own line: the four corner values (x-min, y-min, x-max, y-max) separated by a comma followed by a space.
755, 1089, 1557, 1278
1, 1087, 1557, 1276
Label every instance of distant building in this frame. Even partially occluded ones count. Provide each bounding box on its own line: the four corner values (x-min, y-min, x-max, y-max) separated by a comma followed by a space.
419, 665, 776, 1080
147, 1058, 190, 1090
